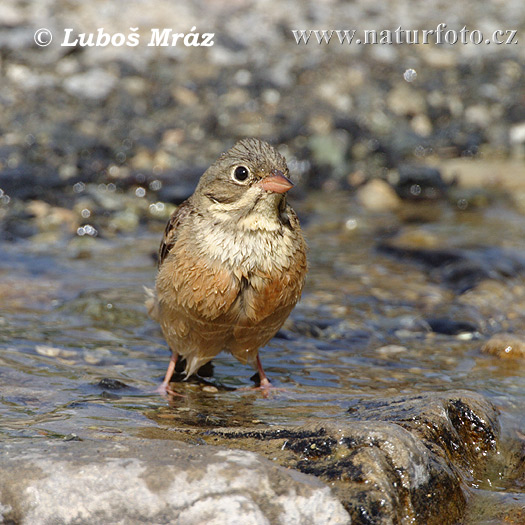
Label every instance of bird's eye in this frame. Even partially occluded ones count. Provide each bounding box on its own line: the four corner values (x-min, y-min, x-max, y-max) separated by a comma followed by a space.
233, 166, 249, 182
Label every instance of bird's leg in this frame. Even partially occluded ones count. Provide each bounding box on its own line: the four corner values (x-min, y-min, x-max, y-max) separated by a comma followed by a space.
252, 354, 288, 397
235, 355, 287, 396
256, 354, 271, 388
156, 353, 183, 396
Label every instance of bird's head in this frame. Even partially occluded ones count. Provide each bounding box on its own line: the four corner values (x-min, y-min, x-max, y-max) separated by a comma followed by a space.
194, 138, 293, 230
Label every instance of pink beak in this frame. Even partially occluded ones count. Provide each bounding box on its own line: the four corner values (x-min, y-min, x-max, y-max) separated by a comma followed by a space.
259, 170, 294, 194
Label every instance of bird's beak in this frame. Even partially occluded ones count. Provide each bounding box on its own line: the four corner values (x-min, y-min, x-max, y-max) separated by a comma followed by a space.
259, 170, 294, 194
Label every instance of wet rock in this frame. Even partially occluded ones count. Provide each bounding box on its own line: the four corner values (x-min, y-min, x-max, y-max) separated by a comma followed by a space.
481, 333, 525, 359
156, 167, 203, 204
463, 425, 525, 523
180, 391, 499, 525
464, 491, 525, 525
0, 207, 38, 240
281, 317, 370, 347
426, 317, 479, 336
97, 378, 129, 390
346, 391, 499, 472
383, 314, 481, 339
380, 314, 432, 337
294, 423, 464, 525
0, 166, 63, 201
378, 242, 525, 293
0, 438, 350, 525
388, 165, 451, 200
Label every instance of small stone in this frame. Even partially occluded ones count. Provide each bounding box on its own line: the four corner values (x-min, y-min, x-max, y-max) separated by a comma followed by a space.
356, 179, 401, 212
63, 434, 82, 442
376, 345, 408, 356
172, 87, 199, 106
421, 48, 457, 68
130, 150, 154, 171
27, 201, 78, 232
509, 122, 525, 144
35, 345, 77, 358
465, 105, 492, 128
162, 129, 185, 147
411, 114, 433, 137
64, 69, 117, 101
0, 4, 25, 26
308, 133, 348, 169
482, 334, 525, 359
109, 210, 140, 233
122, 77, 147, 96
387, 85, 426, 116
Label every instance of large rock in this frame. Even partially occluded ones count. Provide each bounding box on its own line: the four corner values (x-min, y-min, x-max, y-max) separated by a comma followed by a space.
169, 391, 499, 525
0, 439, 350, 524
0, 391, 501, 524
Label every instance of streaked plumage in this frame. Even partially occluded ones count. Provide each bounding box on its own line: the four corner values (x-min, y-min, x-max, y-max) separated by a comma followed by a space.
149, 138, 307, 392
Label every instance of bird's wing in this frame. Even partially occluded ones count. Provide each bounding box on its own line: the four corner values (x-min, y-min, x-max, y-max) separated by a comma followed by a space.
158, 200, 193, 267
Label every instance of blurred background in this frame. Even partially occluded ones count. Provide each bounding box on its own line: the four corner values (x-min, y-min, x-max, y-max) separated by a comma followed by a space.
1, 0, 524, 223
0, 1, 524, 522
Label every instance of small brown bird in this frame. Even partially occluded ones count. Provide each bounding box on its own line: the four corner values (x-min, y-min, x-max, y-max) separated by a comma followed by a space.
148, 138, 307, 393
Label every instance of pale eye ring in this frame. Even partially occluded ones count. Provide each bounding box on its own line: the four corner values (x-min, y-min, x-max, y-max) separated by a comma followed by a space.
232, 165, 249, 182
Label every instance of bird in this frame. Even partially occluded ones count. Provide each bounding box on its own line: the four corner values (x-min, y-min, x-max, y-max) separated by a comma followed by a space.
147, 138, 307, 394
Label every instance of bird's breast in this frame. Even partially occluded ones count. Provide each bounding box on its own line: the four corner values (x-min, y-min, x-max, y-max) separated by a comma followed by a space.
195, 218, 295, 274
157, 213, 306, 328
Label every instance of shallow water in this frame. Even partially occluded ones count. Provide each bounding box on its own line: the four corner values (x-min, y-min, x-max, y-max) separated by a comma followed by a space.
1, 190, 524, 520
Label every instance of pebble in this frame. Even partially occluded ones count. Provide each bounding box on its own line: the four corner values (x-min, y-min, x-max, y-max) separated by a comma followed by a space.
356, 179, 401, 212
482, 334, 525, 359
63, 69, 118, 101
35, 345, 77, 358
26, 201, 78, 232
308, 133, 348, 170
0, 4, 25, 26
376, 345, 408, 356
509, 122, 525, 144
387, 85, 426, 116
410, 114, 433, 137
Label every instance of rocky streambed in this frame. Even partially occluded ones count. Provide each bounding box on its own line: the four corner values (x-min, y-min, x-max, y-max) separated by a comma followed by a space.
1, 179, 525, 524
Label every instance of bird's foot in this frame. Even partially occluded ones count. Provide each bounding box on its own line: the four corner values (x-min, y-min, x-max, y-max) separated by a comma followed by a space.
155, 382, 185, 397
259, 378, 288, 397
238, 379, 288, 398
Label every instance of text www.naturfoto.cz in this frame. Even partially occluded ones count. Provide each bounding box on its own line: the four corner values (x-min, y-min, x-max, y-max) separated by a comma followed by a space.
292, 24, 518, 45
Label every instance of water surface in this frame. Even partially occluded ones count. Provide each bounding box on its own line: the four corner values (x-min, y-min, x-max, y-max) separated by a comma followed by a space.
1, 190, 523, 521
